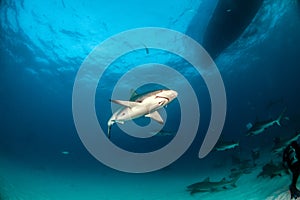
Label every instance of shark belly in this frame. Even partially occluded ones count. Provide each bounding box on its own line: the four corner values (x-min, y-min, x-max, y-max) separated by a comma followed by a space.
251, 128, 265, 135
116, 106, 148, 122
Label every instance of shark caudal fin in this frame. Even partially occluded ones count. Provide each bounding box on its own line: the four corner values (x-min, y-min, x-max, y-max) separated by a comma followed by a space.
107, 119, 115, 139
108, 125, 112, 139
275, 107, 287, 126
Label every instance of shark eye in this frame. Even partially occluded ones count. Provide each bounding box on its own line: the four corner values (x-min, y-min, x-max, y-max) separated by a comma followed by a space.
122, 113, 125, 116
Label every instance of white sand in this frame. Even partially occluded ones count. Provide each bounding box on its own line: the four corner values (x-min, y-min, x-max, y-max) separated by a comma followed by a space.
0, 155, 294, 200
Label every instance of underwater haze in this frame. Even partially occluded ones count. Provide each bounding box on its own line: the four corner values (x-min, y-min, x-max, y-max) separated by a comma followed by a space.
1, 0, 300, 199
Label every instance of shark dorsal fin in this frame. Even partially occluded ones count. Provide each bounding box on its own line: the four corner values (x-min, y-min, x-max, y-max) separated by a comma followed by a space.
204, 177, 210, 182
110, 99, 140, 108
129, 89, 139, 100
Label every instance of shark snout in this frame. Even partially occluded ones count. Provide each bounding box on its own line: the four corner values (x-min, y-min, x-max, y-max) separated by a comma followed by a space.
170, 90, 178, 98
164, 90, 178, 101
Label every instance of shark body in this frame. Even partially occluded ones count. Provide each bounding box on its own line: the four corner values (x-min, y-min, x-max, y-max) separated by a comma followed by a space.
214, 140, 239, 151
246, 108, 287, 136
272, 131, 300, 154
107, 89, 178, 138
149, 129, 176, 137
257, 160, 289, 178
186, 175, 240, 195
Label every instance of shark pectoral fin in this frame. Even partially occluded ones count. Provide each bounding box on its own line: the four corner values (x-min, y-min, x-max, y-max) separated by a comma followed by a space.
110, 99, 140, 108
275, 120, 281, 126
145, 111, 164, 124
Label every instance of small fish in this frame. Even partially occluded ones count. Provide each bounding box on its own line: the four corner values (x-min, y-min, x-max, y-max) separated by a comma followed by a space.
61, 151, 69, 155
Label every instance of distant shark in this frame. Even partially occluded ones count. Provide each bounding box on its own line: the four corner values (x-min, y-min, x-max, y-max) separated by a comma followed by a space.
149, 129, 176, 137
231, 157, 255, 175
107, 89, 178, 139
213, 140, 239, 151
257, 160, 289, 178
246, 107, 287, 136
272, 131, 300, 154
186, 175, 240, 195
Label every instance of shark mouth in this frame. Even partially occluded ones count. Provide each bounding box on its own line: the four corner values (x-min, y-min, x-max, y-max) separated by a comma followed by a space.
155, 96, 170, 101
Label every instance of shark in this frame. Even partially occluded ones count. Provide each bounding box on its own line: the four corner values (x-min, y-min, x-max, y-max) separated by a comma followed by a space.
186, 175, 241, 195
107, 89, 178, 138
149, 129, 176, 137
272, 131, 300, 155
246, 107, 287, 136
257, 160, 289, 179
213, 140, 239, 152
231, 157, 255, 175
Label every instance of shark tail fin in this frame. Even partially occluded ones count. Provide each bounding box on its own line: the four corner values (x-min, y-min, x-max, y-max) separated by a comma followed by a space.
107, 120, 115, 139
108, 125, 112, 139
275, 107, 287, 126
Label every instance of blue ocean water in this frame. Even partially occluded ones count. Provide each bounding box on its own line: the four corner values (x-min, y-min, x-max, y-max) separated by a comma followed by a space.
1, 0, 300, 199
